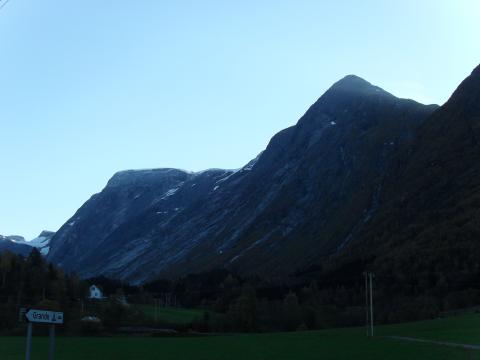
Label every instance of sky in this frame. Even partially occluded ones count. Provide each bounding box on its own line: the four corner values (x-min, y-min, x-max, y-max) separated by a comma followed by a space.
0, 0, 479, 240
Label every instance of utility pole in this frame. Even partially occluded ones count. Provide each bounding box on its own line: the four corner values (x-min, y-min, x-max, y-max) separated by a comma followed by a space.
369, 272, 374, 337
364, 272, 369, 337
364, 272, 375, 337
48, 325, 55, 360
25, 322, 32, 360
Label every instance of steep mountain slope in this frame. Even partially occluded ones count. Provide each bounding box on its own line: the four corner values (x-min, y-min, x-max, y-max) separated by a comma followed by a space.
48, 75, 437, 283
48, 168, 235, 274
333, 64, 480, 286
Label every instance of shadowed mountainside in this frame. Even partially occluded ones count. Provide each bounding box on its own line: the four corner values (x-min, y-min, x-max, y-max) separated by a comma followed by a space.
48, 74, 438, 283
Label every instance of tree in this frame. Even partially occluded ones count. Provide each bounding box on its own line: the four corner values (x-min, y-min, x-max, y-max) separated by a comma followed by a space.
283, 292, 302, 331
0, 251, 15, 287
228, 284, 257, 332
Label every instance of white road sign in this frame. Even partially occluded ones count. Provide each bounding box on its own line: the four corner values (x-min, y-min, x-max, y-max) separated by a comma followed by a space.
25, 309, 63, 324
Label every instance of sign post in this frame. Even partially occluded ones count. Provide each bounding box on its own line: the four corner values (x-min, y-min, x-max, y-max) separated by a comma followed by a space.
25, 322, 32, 360
22, 309, 64, 360
49, 324, 55, 360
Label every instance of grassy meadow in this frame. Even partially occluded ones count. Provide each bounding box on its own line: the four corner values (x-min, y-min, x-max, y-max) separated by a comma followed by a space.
132, 304, 205, 324
3, 313, 480, 359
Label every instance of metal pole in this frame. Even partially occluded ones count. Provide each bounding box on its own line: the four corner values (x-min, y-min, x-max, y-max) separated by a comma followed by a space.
369, 272, 374, 337
365, 272, 369, 337
48, 325, 55, 360
25, 323, 32, 360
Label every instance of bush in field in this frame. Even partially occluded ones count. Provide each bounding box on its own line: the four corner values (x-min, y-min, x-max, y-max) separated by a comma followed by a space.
80, 317, 102, 334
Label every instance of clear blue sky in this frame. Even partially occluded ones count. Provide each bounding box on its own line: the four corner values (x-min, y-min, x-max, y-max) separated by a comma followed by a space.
1, 0, 479, 239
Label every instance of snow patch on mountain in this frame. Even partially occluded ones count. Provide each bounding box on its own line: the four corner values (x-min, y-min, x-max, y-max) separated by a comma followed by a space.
0, 235, 23, 243
161, 186, 181, 199
242, 151, 264, 171
214, 151, 264, 187
28, 231, 55, 255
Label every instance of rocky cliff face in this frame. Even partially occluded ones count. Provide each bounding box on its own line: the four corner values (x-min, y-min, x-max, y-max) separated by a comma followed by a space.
47, 74, 438, 283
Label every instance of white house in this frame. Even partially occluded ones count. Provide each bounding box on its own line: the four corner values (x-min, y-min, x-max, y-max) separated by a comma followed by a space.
88, 285, 104, 299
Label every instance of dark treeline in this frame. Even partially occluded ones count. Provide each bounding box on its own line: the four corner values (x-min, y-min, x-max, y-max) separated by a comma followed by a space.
141, 270, 365, 332
0, 250, 148, 334
139, 262, 480, 332
0, 248, 86, 332
2, 248, 480, 334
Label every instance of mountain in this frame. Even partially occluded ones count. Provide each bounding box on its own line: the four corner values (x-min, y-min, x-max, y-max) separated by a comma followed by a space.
331, 64, 480, 281
47, 167, 234, 278
47, 74, 438, 283
0, 231, 55, 257
0, 235, 33, 256
28, 230, 55, 255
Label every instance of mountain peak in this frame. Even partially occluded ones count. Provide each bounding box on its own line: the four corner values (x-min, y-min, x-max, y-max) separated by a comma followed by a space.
329, 74, 391, 97
335, 74, 370, 86
303, 74, 399, 119
38, 230, 55, 238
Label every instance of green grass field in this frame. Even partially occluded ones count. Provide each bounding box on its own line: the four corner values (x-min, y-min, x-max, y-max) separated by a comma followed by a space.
378, 312, 480, 345
132, 305, 205, 324
3, 313, 480, 360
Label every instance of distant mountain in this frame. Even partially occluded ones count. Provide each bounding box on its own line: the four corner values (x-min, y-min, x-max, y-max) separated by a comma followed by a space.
0, 235, 32, 256
28, 231, 55, 255
47, 74, 438, 283
0, 231, 55, 257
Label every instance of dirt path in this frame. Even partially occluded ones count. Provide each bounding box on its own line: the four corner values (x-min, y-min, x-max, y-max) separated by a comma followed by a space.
385, 336, 480, 351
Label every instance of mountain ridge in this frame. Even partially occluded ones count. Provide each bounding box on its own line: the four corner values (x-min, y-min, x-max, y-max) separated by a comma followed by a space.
0, 230, 55, 256
324, 63, 480, 292
47, 73, 439, 283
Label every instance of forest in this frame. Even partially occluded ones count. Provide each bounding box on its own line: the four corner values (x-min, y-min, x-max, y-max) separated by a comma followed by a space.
2, 245, 480, 335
